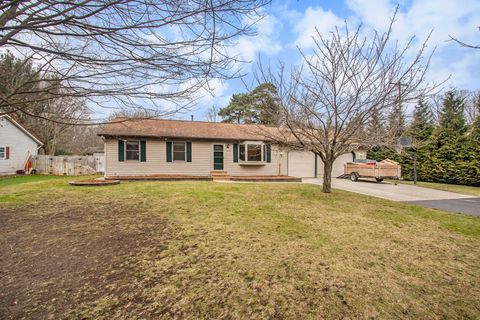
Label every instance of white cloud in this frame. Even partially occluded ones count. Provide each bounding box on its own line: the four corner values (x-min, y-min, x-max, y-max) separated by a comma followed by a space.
230, 13, 283, 65
345, 0, 395, 30
293, 6, 344, 49
290, 0, 480, 90
197, 78, 230, 107
348, 0, 480, 89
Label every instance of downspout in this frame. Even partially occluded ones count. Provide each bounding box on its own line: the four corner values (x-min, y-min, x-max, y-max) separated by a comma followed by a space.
314, 153, 318, 178
102, 136, 107, 178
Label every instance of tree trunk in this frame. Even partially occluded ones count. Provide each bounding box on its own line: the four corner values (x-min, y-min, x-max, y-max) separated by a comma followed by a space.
322, 160, 333, 193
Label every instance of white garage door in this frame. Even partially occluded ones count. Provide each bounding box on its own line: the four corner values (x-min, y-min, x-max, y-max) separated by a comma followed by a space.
288, 151, 354, 178
332, 152, 354, 177
288, 151, 316, 178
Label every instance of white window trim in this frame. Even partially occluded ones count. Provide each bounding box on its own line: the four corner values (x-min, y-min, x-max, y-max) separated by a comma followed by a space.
172, 141, 187, 162
239, 142, 265, 163
0, 146, 6, 160
125, 140, 140, 162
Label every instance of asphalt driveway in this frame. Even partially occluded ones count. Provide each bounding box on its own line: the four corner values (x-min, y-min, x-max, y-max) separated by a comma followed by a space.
303, 178, 480, 216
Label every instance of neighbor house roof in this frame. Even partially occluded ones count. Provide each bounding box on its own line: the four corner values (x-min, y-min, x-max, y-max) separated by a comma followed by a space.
97, 118, 280, 141
0, 115, 43, 145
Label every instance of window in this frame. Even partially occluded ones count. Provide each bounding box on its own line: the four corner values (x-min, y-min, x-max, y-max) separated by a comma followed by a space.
173, 142, 186, 161
239, 144, 246, 161
238, 143, 265, 163
126, 141, 140, 160
247, 144, 262, 161
0, 146, 5, 160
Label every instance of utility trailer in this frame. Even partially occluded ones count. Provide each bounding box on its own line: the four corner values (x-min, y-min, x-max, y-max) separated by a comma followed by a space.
343, 159, 402, 184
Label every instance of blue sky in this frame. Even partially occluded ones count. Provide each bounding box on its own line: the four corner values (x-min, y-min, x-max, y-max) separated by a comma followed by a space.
183, 0, 480, 121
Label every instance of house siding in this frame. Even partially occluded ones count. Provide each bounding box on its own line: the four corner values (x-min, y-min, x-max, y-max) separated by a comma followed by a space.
0, 117, 39, 174
104, 138, 288, 177
287, 150, 364, 178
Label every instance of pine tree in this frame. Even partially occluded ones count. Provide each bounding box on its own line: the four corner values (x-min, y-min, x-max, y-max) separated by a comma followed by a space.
218, 83, 281, 125
469, 94, 480, 144
387, 103, 406, 140
437, 90, 467, 140
368, 106, 385, 134
464, 97, 480, 186
409, 99, 434, 142
249, 83, 282, 126
218, 93, 255, 124
432, 90, 468, 184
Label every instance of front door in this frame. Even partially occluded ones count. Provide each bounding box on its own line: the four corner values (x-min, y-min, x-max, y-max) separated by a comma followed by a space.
213, 144, 224, 170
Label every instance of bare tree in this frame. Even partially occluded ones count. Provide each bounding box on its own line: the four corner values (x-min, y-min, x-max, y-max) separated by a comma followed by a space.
204, 105, 219, 122
255, 9, 442, 193
449, 27, 480, 49
61, 125, 103, 155
21, 96, 92, 155
0, 0, 270, 124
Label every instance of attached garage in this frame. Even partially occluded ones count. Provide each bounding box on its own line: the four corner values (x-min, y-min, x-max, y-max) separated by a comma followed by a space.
332, 152, 354, 177
287, 151, 316, 178
287, 151, 355, 178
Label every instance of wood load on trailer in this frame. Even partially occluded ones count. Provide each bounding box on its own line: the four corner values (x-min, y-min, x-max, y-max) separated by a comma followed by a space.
343, 159, 402, 184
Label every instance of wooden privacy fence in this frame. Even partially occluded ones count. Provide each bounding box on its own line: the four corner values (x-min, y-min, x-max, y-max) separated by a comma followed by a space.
34, 153, 105, 175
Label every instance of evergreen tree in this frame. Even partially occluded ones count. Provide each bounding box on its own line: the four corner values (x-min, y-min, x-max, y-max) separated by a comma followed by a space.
437, 90, 467, 140
431, 90, 468, 184
249, 83, 282, 126
469, 94, 480, 144
218, 93, 255, 124
387, 103, 406, 140
367, 106, 385, 134
409, 99, 434, 142
369, 90, 479, 186
464, 98, 480, 186
218, 83, 281, 125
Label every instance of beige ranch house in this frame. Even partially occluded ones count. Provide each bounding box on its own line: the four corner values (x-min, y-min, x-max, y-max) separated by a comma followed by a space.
98, 119, 366, 180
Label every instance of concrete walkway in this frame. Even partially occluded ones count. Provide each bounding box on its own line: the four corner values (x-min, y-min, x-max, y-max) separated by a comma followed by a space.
303, 178, 480, 216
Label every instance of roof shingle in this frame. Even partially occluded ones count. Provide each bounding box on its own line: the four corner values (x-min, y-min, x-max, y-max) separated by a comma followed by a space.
97, 118, 278, 141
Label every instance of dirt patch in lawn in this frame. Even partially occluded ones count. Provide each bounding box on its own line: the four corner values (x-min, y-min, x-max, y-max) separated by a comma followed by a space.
0, 200, 176, 319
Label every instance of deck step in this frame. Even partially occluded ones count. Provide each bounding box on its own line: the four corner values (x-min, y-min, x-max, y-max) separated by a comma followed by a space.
210, 171, 231, 181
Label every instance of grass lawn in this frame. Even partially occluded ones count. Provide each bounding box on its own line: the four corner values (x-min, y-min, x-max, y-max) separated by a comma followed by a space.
397, 180, 480, 197
1, 175, 480, 319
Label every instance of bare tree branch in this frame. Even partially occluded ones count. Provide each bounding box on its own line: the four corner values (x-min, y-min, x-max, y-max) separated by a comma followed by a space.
0, 0, 270, 123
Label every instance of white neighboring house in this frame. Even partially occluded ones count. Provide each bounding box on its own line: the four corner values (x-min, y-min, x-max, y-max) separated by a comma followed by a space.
0, 115, 43, 175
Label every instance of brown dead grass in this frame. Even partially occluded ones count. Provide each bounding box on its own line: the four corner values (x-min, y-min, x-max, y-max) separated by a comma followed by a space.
0, 175, 479, 319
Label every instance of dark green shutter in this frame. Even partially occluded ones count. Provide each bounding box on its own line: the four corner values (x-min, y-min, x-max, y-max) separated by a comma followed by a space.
314, 153, 318, 178
266, 144, 271, 163
166, 141, 172, 162
186, 142, 192, 162
140, 141, 146, 162
118, 140, 125, 162
233, 143, 238, 162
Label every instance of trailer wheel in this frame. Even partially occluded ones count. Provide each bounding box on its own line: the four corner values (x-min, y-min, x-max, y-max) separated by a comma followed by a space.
349, 172, 359, 182
375, 178, 384, 183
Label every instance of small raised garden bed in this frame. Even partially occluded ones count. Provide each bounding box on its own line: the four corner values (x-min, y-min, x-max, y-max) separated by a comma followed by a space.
69, 179, 120, 186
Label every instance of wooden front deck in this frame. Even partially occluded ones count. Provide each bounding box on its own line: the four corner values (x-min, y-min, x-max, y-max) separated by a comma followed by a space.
105, 175, 212, 181
104, 174, 301, 182
230, 175, 301, 182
